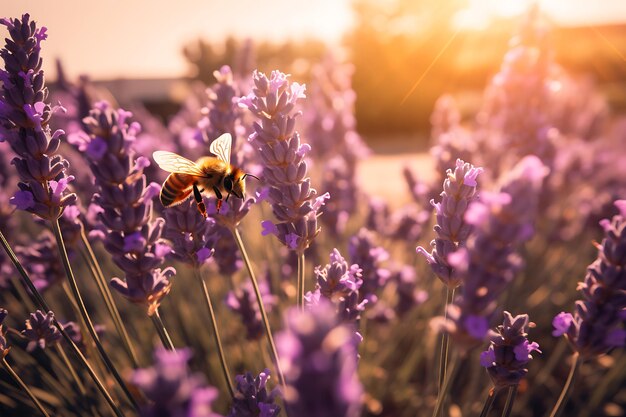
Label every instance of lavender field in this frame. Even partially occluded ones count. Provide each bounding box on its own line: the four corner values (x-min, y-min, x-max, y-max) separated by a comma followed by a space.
0, 8, 625, 417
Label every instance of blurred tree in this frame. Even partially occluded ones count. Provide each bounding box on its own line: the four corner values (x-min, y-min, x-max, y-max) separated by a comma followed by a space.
183, 36, 328, 83
345, 0, 469, 135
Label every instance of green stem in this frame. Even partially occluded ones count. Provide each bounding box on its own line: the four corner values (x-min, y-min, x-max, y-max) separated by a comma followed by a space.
2, 358, 51, 417
479, 388, 499, 417
0, 227, 125, 417
431, 352, 459, 417
231, 227, 286, 390
297, 252, 305, 310
51, 219, 138, 411
150, 307, 176, 352
194, 267, 235, 398
438, 286, 455, 392
501, 385, 518, 417
549, 352, 581, 417
80, 228, 139, 368
54, 344, 87, 396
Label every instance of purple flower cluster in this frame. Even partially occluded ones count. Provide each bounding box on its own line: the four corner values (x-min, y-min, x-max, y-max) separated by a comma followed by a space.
417, 159, 483, 289
0, 14, 77, 220
227, 369, 281, 417
304, 55, 369, 236
132, 348, 223, 417
306, 248, 367, 326
69, 101, 174, 315
225, 278, 276, 341
436, 156, 547, 351
348, 228, 390, 303
552, 200, 626, 358
162, 199, 215, 267
21, 310, 62, 352
239, 70, 328, 253
0, 308, 8, 358
16, 231, 64, 293
480, 311, 541, 388
276, 302, 362, 417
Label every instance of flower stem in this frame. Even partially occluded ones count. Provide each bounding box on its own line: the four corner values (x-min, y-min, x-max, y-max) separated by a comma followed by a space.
479, 388, 499, 417
150, 307, 176, 352
437, 287, 455, 391
231, 226, 286, 390
79, 228, 139, 368
431, 351, 459, 417
297, 252, 305, 310
194, 267, 234, 399
0, 227, 125, 417
501, 385, 517, 417
51, 218, 138, 411
549, 352, 581, 417
54, 344, 87, 397
2, 358, 51, 417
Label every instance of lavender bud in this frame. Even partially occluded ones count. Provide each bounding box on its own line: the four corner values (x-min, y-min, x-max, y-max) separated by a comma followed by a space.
480, 311, 541, 388
0, 15, 76, 220
228, 369, 281, 417
132, 348, 223, 417
21, 310, 62, 352
552, 200, 626, 358
276, 302, 363, 417
417, 159, 483, 289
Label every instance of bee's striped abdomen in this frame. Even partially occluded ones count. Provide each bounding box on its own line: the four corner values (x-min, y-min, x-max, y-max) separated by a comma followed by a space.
160, 173, 193, 207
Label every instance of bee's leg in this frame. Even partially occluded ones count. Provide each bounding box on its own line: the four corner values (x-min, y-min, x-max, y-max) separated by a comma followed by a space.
193, 183, 207, 218
213, 186, 223, 213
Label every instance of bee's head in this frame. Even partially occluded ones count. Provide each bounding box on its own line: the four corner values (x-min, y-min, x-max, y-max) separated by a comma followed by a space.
224, 169, 259, 200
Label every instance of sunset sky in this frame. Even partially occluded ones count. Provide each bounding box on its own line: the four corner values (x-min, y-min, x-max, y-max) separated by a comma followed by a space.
3, 0, 626, 80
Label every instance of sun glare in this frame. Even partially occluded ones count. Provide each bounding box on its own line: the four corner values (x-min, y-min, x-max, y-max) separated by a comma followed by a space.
455, 0, 536, 29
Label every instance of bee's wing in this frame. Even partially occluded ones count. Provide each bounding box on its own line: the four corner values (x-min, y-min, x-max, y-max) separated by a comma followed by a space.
152, 151, 206, 176
209, 133, 232, 165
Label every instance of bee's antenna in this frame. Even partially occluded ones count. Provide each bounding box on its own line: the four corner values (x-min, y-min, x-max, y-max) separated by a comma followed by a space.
242, 173, 260, 181
225, 192, 231, 203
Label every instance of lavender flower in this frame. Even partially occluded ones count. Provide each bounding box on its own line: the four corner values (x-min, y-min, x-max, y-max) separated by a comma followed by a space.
306, 249, 367, 326
480, 311, 541, 388
162, 199, 215, 267
276, 302, 363, 417
228, 369, 281, 417
0, 14, 77, 220
0, 308, 8, 358
417, 159, 483, 289
225, 279, 276, 341
69, 101, 174, 315
390, 265, 428, 317
132, 348, 223, 417
16, 231, 64, 293
552, 200, 626, 358
304, 55, 369, 236
436, 156, 547, 351
348, 228, 390, 303
21, 310, 62, 352
238, 70, 327, 253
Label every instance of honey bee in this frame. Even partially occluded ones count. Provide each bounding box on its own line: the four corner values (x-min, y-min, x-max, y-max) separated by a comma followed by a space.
153, 133, 257, 217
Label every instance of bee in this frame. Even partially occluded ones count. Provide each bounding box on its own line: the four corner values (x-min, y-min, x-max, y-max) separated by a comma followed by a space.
153, 133, 258, 218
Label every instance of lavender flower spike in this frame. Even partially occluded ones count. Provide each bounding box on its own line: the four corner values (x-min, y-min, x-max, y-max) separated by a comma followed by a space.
70, 101, 174, 315
132, 348, 223, 417
21, 310, 62, 352
480, 311, 541, 388
417, 159, 483, 288
552, 199, 626, 358
276, 301, 363, 417
239, 70, 327, 253
228, 369, 281, 417
0, 14, 76, 220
